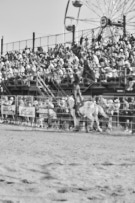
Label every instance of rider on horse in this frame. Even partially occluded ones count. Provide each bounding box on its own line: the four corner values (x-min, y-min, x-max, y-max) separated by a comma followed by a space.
72, 66, 83, 117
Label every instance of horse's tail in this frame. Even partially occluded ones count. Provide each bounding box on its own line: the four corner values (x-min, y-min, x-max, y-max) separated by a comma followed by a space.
98, 105, 108, 118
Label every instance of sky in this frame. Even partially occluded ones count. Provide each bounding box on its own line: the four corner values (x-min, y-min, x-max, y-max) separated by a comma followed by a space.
0, 0, 67, 43
0, 0, 134, 47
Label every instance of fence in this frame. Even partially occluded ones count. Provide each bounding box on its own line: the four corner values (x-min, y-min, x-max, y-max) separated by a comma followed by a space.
0, 95, 135, 134
2, 28, 93, 54
1, 27, 135, 55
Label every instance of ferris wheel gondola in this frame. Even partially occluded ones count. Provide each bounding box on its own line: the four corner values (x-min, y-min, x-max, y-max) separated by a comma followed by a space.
64, 0, 135, 43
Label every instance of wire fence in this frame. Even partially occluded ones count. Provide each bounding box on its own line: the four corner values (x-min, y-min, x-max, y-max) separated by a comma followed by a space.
2, 27, 135, 55
0, 95, 135, 133
2, 29, 92, 54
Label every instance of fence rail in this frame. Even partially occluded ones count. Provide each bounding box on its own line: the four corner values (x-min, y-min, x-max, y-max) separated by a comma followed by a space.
1, 28, 135, 55
2, 29, 92, 54
0, 95, 135, 134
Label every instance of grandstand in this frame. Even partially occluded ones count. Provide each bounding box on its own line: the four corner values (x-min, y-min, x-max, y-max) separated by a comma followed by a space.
1, 0, 135, 98
0, 31, 135, 98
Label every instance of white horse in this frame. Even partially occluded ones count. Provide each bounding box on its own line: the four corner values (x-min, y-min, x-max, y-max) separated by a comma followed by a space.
67, 96, 108, 132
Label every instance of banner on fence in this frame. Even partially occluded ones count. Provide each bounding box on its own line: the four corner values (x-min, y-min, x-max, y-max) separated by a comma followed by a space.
37, 108, 48, 114
1, 105, 16, 115
19, 106, 35, 117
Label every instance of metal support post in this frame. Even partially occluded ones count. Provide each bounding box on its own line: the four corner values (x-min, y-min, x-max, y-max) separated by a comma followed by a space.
72, 25, 75, 45
32, 32, 35, 53
1, 36, 3, 55
123, 15, 126, 37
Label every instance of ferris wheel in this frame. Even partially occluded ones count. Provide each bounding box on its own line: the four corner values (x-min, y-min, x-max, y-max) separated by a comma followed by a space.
64, 0, 135, 43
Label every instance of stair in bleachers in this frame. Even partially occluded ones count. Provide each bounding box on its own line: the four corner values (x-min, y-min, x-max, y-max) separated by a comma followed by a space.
36, 75, 55, 98
1, 81, 11, 95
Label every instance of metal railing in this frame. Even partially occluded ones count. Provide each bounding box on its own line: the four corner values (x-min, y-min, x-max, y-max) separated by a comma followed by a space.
0, 95, 135, 134
1, 27, 135, 55
0, 64, 131, 96
2, 29, 93, 54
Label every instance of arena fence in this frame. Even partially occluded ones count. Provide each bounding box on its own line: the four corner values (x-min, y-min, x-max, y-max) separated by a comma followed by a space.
0, 95, 135, 133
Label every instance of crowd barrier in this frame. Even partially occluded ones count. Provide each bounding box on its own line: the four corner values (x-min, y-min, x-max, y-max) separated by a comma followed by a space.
0, 95, 135, 133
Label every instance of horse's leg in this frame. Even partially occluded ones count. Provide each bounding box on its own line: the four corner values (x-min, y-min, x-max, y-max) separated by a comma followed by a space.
86, 114, 94, 131
125, 119, 130, 132
85, 118, 92, 132
95, 116, 102, 132
74, 117, 80, 131
90, 117, 94, 131
71, 109, 80, 131
108, 116, 112, 131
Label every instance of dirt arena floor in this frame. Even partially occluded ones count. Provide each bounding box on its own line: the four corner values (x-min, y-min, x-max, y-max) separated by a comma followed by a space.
0, 124, 135, 203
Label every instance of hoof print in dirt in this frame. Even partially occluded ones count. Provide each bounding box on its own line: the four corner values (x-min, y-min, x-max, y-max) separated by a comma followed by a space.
2, 200, 14, 203
0, 179, 5, 182
21, 179, 31, 184
53, 199, 67, 202
57, 188, 68, 193
6, 181, 14, 185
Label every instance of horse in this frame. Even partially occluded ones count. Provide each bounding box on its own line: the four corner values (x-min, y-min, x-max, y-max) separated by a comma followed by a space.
97, 97, 115, 131
67, 96, 108, 132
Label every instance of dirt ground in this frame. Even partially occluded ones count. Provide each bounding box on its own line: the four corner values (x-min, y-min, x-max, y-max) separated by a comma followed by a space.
0, 124, 135, 203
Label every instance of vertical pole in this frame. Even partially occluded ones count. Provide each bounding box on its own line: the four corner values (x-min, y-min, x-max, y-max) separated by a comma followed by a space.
72, 25, 75, 45
1, 36, 3, 55
12, 42, 14, 51
19, 41, 20, 51
26, 40, 28, 48
6, 43, 8, 53
40, 37, 41, 47
124, 65, 127, 90
63, 27, 65, 45
123, 15, 126, 37
32, 32, 35, 53
47, 36, 49, 51
92, 29, 94, 47
55, 34, 57, 46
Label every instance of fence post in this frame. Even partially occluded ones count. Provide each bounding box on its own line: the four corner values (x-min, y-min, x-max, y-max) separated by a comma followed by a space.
72, 25, 75, 45
1, 36, 4, 55
55, 35, 58, 46
123, 15, 126, 37
19, 41, 20, 51
12, 42, 14, 51
47, 36, 49, 50
40, 37, 41, 47
6, 43, 8, 53
32, 32, 35, 53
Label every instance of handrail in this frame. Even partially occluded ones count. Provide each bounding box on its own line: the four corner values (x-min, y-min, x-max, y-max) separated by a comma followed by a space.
37, 75, 54, 98
82, 80, 95, 93
1, 80, 11, 95
52, 80, 67, 97
37, 78, 49, 96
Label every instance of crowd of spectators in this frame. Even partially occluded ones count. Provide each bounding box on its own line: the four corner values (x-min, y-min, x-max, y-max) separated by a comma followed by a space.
0, 33, 135, 91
